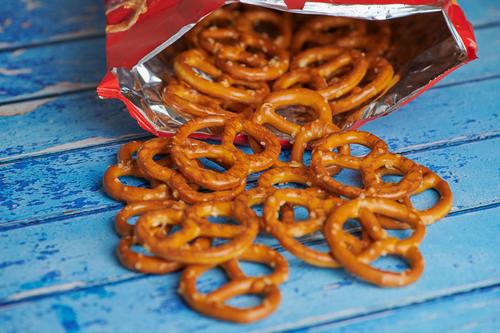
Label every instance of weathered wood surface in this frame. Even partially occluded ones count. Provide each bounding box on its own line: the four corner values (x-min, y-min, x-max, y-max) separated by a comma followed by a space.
0, 0, 499, 332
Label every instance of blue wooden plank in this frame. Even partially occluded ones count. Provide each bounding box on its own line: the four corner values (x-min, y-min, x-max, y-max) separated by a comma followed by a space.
0, 205, 498, 333
0, 136, 498, 301
0, 92, 147, 160
0, 38, 105, 104
0, 0, 104, 50
303, 285, 500, 332
459, 0, 500, 28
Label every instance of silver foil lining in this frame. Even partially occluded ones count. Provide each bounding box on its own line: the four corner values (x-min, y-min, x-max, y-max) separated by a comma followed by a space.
114, 1, 468, 137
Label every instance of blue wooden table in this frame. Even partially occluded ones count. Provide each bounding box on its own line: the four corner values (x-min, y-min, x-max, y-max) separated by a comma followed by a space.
0, 1, 499, 332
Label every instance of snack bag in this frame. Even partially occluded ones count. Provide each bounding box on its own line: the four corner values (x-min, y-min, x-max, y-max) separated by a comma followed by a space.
97, 0, 477, 140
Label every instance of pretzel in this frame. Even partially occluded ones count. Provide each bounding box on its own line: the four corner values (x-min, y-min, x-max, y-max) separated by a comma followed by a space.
330, 57, 394, 115
115, 199, 186, 237
361, 152, 424, 199
163, 79, 251, 119
262, 188, 353, 267
311, 130, 388, 197
117, 236, 184, 274
137, 138, 175, 183
172, 116, 281, 174
185, 8, 236, 48
324, 198, 426, 287
174, 49, 270, 103
291, 16, 367, 53
103, 163, 171, 203
376, 167, 452, 228
252, 88, 332, 138
178, 244, 288, 323
274, 49, 369, 102
236, 9, 292, 48
136, 201, 259, 264
168, 171, 247, 204
171, 143, 248, 191
222, 117, 281, 173
215, 32, 290, 82
106, 0, 148, 33
290, 119, 344, 166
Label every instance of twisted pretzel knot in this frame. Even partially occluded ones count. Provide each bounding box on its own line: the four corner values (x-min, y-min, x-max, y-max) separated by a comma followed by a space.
324, 198, 426, 287
178, 244, 288, 323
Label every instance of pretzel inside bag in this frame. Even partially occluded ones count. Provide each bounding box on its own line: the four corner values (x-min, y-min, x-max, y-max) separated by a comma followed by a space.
102, 4, 454, 324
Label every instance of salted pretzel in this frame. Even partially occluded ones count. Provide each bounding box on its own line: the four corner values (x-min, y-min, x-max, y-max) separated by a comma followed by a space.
291, 16, 367, 53
115, 199, 186, 237
311, 130, 388, 197
137, 138, 175, 183
174, 49, 270, 103
375, 167, 453, 228
163, 79, 251, 119
179, 244, 288, 323
236, 9, 292, 48
171, 143, 249, 191
185, 8, 236, 48
290, 120, 345, 166
117, 236, 184, 274
274, 48, 369, 102
330, 57, 394, 115
106, 0, 148, 33
252, 88, 333, 138
171, 116, 281, 174
103, 154, 171, 203
214, 32, 290, 82
168, 170, 247, 204
324, 198, 426, 287
263, 188, 353, 267
136, 201, 259, 264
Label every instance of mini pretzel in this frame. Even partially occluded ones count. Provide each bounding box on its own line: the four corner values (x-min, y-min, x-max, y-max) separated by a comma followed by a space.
324, 198, 426, 287
291, 16, 367, 53
137, 138, 175, 183
136, 201, 259, 264
215, 32, 290, 82
252, 88, 332, 138
274, 49, 369, 102
361, 152, 424, 199
262, 188, 351, 267
174, 49, 270, 104
376, 167, 452, 228
103, 163, 171, 203
290, 119, 344, 166
115, 199, 186, 237
168, 171, 246, 204
311, 130, 388, 196
163, 79, 250, 119
178, 244, 288, 323
236, 9, 292, 48
172, 116, 280, 174
185, 8, 236, 48
117, 236, 184, 274
330, 57, 394, 115
222, 117, 281, 173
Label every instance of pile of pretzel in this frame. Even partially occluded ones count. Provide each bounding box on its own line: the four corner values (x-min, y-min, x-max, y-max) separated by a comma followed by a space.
164, 5, 397, 129
103, 113, 452, 323
102, 4, 452, 324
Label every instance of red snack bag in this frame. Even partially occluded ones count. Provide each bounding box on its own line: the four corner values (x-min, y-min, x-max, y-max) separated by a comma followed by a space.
97, 0, 477, 140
